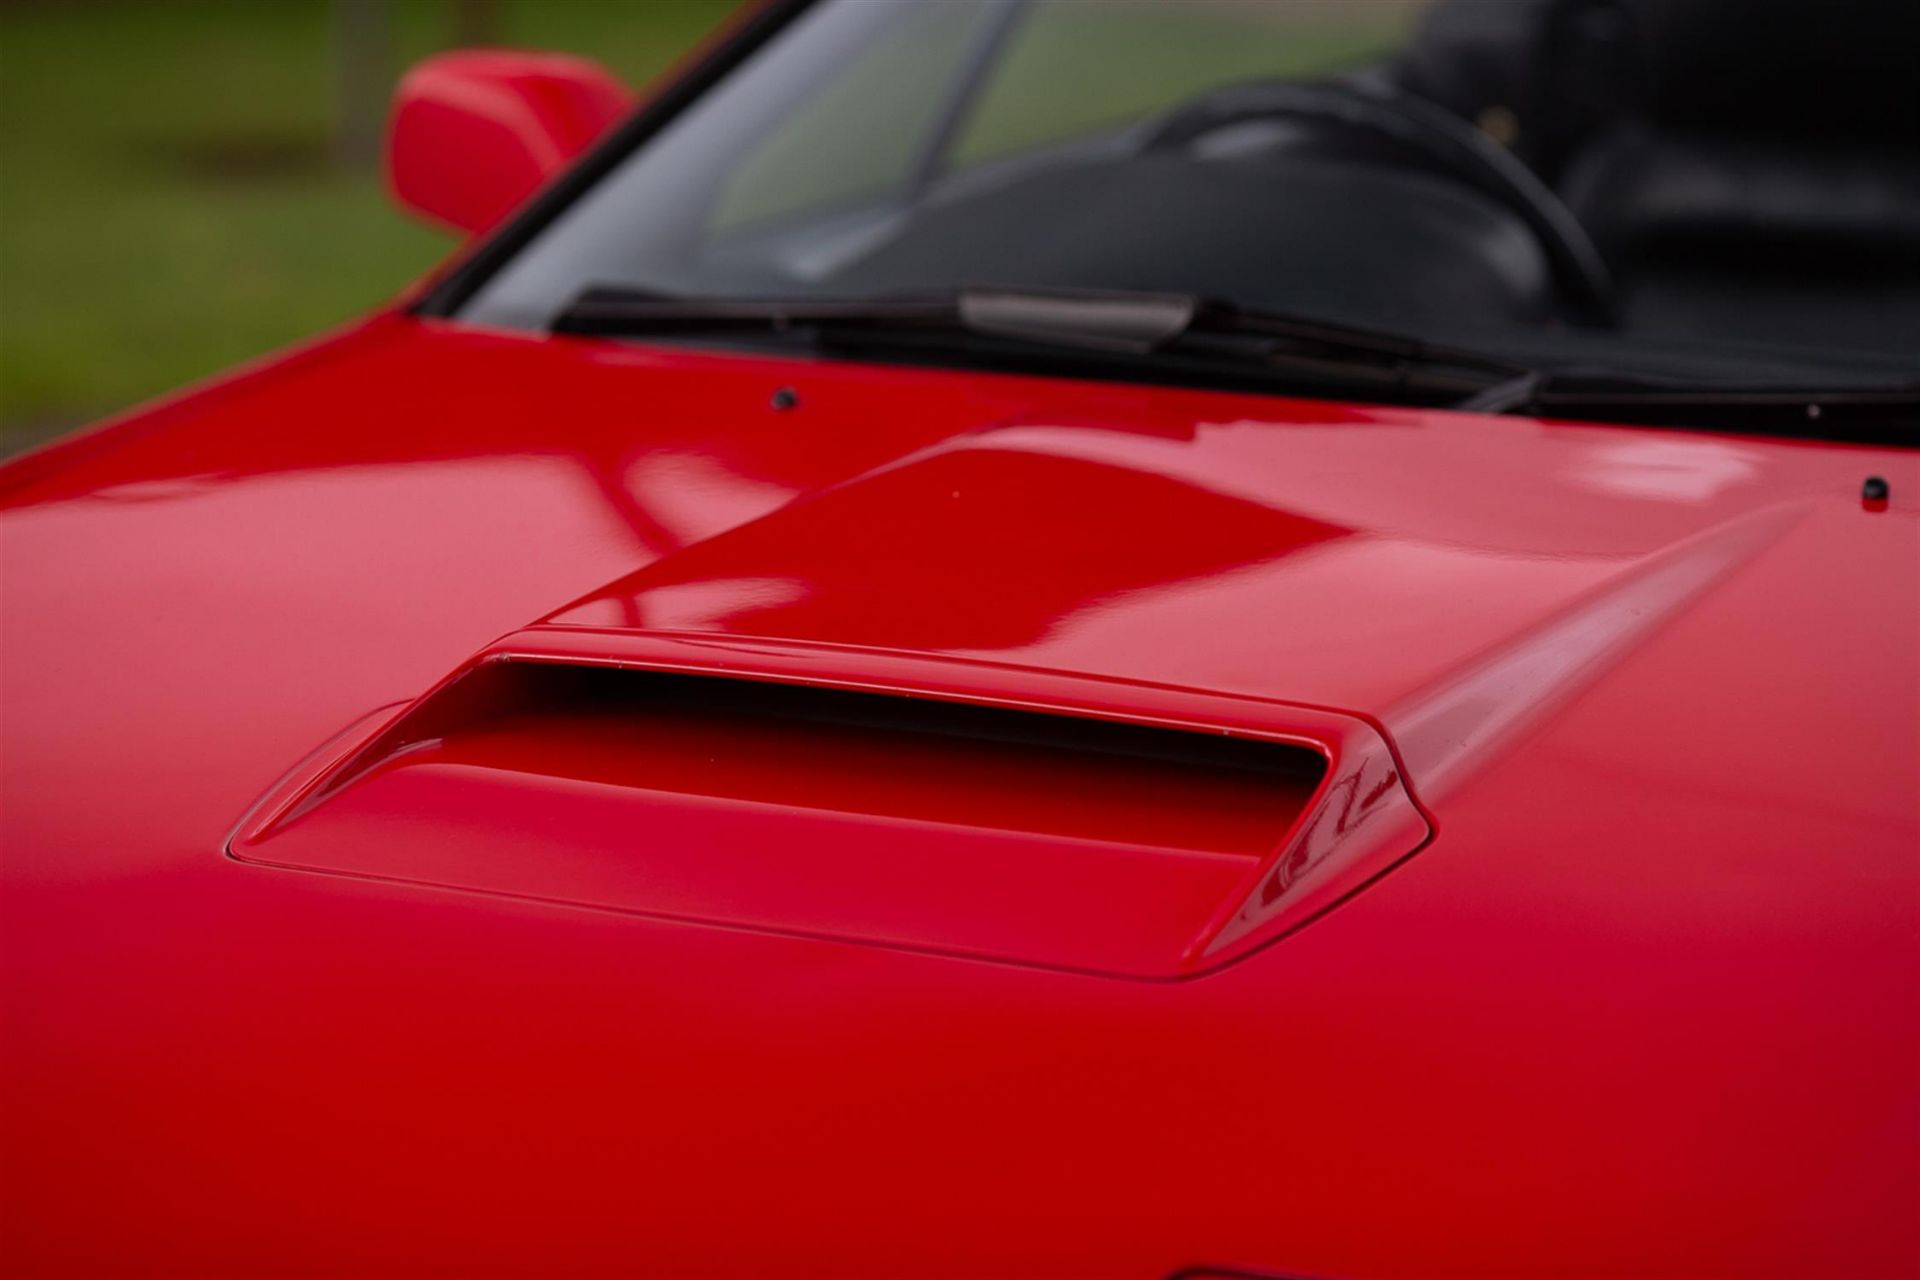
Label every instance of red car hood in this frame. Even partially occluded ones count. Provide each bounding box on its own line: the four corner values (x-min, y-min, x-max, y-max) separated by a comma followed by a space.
3, 315, 1916, 1276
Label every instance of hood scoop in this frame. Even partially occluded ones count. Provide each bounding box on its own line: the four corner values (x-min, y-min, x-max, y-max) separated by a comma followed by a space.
229, 628, 1429, 978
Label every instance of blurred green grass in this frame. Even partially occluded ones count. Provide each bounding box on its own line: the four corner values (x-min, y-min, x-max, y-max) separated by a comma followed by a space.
0, 0, 737, 441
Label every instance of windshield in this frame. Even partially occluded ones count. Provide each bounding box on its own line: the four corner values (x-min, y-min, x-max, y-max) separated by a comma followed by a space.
454, 0, 1920, 390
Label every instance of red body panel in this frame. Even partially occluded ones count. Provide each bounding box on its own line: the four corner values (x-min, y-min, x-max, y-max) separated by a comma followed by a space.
2, 314, 1916, 1276
387, 51, 633, 236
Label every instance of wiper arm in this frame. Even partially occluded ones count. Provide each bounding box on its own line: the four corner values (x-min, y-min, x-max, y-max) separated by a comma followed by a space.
552, 285, 1530, 398
554, 286, 1200, 352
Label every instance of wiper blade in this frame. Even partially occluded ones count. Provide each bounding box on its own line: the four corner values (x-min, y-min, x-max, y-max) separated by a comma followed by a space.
552, 285, 1530, 398
556, 289, 962, 338
1460, 369, 1920, 440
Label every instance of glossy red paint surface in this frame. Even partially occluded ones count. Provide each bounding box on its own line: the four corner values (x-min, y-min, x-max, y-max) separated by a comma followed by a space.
229, 630, 1422, 980
2, 314, 1917, 1276
387, 50, 632, 235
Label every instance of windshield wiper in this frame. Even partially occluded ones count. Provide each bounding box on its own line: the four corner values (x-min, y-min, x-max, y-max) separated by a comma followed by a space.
552, 285, 1919, 439
552, 284, 1531, 402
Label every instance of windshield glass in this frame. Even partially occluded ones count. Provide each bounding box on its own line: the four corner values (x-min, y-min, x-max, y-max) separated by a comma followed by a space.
457, 0, 1920, 386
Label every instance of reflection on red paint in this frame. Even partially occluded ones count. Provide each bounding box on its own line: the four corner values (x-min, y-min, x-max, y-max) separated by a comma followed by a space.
3, 314, 1916, 1277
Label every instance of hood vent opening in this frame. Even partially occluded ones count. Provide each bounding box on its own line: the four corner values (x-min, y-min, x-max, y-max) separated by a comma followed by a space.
450, 662, 1330, 855
232, 633, 1426, 979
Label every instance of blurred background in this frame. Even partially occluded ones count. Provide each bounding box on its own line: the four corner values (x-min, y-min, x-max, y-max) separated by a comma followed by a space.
0, 0, 1423, 458
0, 0, 738, 455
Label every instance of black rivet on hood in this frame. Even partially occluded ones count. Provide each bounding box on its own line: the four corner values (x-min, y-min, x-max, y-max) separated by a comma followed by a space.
1862, 475, 1890, 503
770, 387, 800, 412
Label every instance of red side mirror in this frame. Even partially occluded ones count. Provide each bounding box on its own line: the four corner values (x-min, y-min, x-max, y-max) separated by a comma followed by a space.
386, 50, 632, 237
